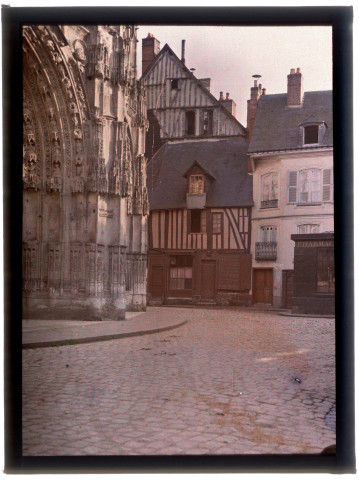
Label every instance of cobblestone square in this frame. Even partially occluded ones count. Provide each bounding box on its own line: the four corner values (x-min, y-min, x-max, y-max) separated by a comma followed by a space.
22, 307, 335, 456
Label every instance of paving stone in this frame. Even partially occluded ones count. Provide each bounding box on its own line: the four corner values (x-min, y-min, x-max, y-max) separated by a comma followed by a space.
23, 307, 335, 456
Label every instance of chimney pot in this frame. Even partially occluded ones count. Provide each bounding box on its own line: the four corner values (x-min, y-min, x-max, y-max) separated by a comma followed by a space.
290, 68, 295, 74
254, 79, 258, 87
258, 83, 262, 91
219, 91, 224, 100
226, 92, 230, 99
296, 67, 301, 73
262, 88, 266, 95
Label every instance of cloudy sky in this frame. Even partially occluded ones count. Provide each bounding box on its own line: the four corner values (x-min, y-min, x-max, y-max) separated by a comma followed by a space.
137, 25, 332, 126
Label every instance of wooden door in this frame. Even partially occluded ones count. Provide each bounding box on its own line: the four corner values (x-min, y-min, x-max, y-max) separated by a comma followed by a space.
150, 265, 165, 298
252, 269, 273, 304
201, 260, 216, 299
283, 270, 294, 308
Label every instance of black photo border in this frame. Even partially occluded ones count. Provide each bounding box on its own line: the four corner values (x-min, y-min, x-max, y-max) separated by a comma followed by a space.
2, 5, 354, 474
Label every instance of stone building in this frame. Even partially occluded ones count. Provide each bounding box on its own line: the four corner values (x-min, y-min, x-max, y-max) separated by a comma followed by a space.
247, 69, 333, 308
22, 25, 149, 320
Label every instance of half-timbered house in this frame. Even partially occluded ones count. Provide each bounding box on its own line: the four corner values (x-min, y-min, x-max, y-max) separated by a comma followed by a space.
147, 139, 253, 305
141, 34, 247, 159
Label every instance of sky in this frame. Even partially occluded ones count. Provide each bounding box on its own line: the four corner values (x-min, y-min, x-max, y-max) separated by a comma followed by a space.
137, 26, 333, 126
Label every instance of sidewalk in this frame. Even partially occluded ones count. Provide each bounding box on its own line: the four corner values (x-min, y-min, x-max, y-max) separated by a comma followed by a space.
22, 308, 187, 349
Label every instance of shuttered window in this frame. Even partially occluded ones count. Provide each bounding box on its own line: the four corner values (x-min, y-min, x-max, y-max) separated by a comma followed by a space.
287, 168, 333, 204
288, 171, 298, 203
323, 168, 333, 202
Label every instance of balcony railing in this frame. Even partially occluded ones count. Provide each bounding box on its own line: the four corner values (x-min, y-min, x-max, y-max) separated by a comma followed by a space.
255, 242, 277, 261
261, 199, 278, 209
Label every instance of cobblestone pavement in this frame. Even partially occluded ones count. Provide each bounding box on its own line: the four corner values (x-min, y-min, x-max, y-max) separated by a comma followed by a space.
22, 307, 336, 456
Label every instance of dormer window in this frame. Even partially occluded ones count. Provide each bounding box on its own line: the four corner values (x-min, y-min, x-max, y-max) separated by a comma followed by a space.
189, 174, 204, 194
299, 118, 327, 146
304, 125, 319, 145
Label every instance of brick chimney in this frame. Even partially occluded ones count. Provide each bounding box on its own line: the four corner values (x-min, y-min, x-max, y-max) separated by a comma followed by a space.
219, 92, 237, 117
287, 67, 303, 107
142, 33, 160, 75
247, 77, 262, 140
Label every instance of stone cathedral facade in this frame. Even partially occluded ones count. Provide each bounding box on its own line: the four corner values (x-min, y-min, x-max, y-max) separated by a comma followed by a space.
22, 25, 149, 320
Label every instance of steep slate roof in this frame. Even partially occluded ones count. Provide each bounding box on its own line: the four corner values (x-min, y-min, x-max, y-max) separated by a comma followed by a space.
248, 90, 333, 154
141, 43, 247, 136
147, 138, 253, 210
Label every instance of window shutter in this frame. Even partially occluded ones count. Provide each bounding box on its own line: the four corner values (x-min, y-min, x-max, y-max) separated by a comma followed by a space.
288, 171, 297, 203
322, 168, 332, 202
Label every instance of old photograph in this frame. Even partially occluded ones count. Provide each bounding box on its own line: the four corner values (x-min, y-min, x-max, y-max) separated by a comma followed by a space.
10, 10, 351, 468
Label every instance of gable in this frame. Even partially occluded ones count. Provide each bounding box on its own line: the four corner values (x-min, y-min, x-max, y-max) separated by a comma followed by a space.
142, 45, 247, 136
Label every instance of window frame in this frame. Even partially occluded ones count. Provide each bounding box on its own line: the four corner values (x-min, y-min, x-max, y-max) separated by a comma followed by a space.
259, 225, 278, 243
185, 110, 196, 136
189, 174, 205, 195
260, 172, 279, 209
287, 168, 333, 205
303, 125, 319, 145
212, 212, 223, 234
190, 209, 207, 234
202, 109, 213, 136
169, 255, 193, 291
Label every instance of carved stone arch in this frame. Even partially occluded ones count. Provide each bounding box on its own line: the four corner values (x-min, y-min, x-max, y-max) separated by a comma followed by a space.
23, 26, 89, 193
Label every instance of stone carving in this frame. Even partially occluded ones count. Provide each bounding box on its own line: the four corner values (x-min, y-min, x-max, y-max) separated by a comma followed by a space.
22, 25, 148, 320
23, 107, 41, 190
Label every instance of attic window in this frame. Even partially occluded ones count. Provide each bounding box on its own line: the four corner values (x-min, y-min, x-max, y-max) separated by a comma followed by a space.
189, 174, 204, 194
171, 79, 178, 90
304, 125, 319, 145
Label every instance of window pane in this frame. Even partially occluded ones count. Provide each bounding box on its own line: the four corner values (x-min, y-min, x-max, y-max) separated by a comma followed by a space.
201, 211, 207, 233
304, 125, 319, 144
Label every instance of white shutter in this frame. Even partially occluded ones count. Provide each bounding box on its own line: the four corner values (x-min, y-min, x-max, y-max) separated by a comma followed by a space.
322, 168, 333, 202
288, 171, 298, 203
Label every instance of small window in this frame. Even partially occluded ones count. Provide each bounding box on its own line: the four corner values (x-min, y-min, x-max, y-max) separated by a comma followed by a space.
304, 125, 319, 145
317, 247, 335, 293
189, 175, 204, 194
288, 169, 325, 204
261, 172, 279, 208
297, 224, 320, 234
202, 110, 213, 136
171, 79, 178, 90
169, 255, 193, 290
190, 209, 206, 233
212, 213, 222, 234
260, 226, 277, 243
185, 110, 195, 135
